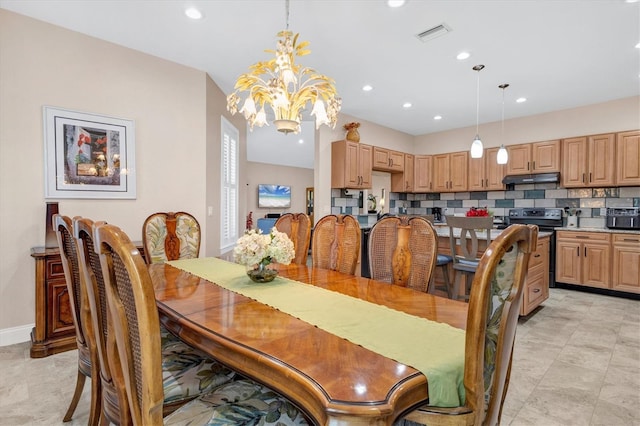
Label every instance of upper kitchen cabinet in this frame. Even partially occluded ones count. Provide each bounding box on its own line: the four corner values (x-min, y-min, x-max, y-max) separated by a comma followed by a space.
433, 151, 468, 193
616, 130, 640, 186
562, 134, 615, 187
506, 140, 561, 175
391, 154, 414, 192
414, 155, 433, 193
468, 147, 506, 192
372, 147, 404, 173
331, 140, 372, 189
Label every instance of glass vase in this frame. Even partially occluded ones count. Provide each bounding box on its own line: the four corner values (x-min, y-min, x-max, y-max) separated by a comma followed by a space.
246, 262, 278, 283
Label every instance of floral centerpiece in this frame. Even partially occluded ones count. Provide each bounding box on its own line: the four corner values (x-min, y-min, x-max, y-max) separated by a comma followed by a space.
233, 228, 295, 283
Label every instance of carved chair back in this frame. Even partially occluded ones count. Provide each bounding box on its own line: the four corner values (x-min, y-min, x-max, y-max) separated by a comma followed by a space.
311, 214, 361, 275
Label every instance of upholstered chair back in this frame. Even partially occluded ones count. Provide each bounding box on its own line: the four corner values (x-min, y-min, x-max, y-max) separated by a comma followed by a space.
142, 212, 200, 264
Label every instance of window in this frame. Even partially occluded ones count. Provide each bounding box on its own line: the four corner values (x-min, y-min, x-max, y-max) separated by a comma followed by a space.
220, 117, 239, 251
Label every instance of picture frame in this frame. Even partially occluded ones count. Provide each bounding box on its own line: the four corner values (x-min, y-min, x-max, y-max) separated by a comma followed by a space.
43, 106, 136, 199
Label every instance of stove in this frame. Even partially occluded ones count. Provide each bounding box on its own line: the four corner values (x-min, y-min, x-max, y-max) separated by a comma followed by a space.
506, 208, 563, 287
507, 208, 563, 230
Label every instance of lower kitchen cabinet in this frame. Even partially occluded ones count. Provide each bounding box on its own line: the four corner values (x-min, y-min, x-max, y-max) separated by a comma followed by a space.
612, 233, 640, 294
521, 236, 549, 316
556, 231, 611, 289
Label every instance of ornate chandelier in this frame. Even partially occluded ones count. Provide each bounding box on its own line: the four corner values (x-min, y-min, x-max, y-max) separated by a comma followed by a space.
226, 0, 341, 134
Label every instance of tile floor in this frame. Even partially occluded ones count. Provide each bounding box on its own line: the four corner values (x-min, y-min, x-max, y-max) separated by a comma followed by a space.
0, 288, 638, 425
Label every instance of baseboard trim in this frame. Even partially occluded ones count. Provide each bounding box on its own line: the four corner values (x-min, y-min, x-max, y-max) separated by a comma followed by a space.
0, 324, 33, 347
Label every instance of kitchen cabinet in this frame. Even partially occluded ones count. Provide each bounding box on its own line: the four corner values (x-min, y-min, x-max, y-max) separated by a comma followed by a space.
433, 151, 468, 193
372, 147, 404, 172
611, 233, 640, 294
468, 147, 506, 192
331, 140, 372, 189
616, 130, 640, 186
521, 236, 549, 316
414, 155, 433, 192
556, 231, 611, 289
506, 140, 561, 175
562, 134, 615, 187
391, 153, 414, 192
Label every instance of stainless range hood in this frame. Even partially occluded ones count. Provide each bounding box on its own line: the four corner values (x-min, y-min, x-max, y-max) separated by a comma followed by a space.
502, 172, 560, 186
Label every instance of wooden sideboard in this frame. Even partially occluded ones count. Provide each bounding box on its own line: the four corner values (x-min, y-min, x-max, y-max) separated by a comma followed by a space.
30, 243, 145, 358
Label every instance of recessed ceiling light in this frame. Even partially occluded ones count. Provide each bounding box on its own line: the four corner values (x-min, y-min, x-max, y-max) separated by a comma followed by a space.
456, 52, 470, 60
635, 42, 640, 48
403, 102, 412, 109
625, 0, 639, 3
516, 97, 527, 103
433, 115, 442, 120
298, 139, 304, 144
185, 7, 202, 19
387, 0, 406, 7
362, 84, 373, 92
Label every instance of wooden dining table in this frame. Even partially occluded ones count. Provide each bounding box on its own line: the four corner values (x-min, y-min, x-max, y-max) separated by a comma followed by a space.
150, 259, 468, 425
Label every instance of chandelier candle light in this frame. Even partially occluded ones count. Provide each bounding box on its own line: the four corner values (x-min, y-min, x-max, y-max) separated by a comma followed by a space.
226, 0, 341, 134
470, 64, 485, 159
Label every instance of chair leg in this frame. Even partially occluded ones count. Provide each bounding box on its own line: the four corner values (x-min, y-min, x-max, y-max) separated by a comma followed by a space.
451, 271, 463, 301
441, 265, 452, 299
63, 370, 86, 422
88, 368, 101, 426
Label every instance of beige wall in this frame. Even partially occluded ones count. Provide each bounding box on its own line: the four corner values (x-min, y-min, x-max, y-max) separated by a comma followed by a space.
413, 96, 640, 155
244, 162, 313, 221
0, 10, 239, 342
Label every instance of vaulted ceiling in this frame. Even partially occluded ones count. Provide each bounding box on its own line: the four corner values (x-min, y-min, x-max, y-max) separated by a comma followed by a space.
2, 0, 639, 136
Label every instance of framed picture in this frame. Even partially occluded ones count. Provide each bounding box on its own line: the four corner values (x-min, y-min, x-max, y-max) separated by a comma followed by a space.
43, 106, 136, 199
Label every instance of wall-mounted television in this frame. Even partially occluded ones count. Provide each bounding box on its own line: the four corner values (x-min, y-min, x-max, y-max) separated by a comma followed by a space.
258, 184, 291, 208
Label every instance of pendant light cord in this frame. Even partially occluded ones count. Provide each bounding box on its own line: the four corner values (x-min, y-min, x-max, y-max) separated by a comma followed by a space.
476, 71, 480, 135
285, 0, 290, 30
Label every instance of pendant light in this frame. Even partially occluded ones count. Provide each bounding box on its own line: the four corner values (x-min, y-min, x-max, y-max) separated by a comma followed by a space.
497, 83, 509, 165
470, 65, 485, 159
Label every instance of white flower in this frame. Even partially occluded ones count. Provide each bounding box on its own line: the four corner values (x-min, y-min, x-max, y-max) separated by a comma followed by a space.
233, 228, 295, 267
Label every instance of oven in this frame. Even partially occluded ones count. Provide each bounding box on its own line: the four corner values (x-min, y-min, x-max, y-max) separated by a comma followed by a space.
506, 208, 563, 287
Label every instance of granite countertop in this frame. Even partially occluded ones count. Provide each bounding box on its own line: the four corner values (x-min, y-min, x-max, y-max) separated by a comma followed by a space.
555, 227, 640, 235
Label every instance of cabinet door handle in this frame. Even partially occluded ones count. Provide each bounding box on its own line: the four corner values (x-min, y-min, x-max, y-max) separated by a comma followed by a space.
577, 247, 580, 257
589, 172, 592, 183
623, 238, 639, 242
582, 173, 585, 183
527, 161, 530, 171
533, 288, 541, 293
575, 235, 589, 239
533, 253, 541, 258
584, 247, 587, 257
533, 161, 536, 170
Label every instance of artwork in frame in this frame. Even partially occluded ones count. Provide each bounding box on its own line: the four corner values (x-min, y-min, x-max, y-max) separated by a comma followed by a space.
43, 106, 136, 199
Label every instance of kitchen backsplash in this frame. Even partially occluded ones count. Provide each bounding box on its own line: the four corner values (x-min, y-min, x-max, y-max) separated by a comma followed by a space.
331, 185, 640, 228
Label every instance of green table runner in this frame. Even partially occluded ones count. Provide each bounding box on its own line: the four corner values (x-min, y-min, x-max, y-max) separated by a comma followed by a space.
167, 257, 465, 407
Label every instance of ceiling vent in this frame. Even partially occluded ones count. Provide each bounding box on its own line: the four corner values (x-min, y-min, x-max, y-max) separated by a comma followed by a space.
416, 23, 452, 43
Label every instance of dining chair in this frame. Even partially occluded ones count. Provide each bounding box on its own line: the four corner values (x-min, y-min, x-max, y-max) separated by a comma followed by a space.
400, 224, 539, 426
142, 211, 201, 264
53, 214, 100, 426
312, 214, 361, 275
275, 213, 312, 265
368, 216, 438, 292
75, 218, 237, 423
445, 215, 494, 301
93, 222, 310, 426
